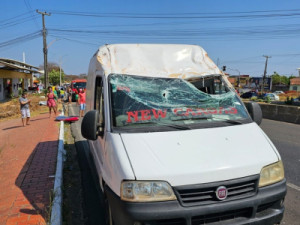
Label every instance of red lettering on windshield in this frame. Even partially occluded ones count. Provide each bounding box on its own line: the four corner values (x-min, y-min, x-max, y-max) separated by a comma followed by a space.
140, 110, 151, 121
185, 108, 197, 116
152, 109, 167, 119
126, 109, 167, 123
125, 107, 238, 123
173, 108, 184, 116
126, 111, 138, 123
117, 86, 130, 92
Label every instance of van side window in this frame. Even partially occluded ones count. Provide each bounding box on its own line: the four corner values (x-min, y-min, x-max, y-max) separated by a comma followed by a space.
94, 77, 105, 126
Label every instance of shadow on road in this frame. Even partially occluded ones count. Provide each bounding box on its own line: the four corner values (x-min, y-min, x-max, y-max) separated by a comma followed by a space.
74, 139, 106, 225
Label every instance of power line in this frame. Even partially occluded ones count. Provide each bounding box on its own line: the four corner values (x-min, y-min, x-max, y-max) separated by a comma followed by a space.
47, 9, 300, 20
0, 31, 41, 49
23, 0, 40, 29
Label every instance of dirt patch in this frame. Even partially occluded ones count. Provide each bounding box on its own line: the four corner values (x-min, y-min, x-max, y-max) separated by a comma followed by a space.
63, 123, 86, 225
0, 94, 63, 122
278, 91, 300, 101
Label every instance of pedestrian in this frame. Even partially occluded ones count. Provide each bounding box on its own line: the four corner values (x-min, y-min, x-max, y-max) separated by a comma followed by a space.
67, 87, 72, 103
19, 91, 31, 126
54, 86, 61, 103
60, 87, 64, 101
78, 88, 86, 117
47, 86, 57, 118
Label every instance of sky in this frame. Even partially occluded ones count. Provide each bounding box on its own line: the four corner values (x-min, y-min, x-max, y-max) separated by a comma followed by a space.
1, 0, 300, 77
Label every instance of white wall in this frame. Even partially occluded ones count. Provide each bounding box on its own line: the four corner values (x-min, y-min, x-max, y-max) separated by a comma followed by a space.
0, 78, 4, 101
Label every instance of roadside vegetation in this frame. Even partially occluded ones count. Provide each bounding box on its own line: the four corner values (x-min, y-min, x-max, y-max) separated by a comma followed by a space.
0, 93, 49, 121
63, 123, 86, 225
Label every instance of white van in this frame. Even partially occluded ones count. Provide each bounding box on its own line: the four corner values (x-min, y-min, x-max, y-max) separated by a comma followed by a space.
81, 44, 286, 225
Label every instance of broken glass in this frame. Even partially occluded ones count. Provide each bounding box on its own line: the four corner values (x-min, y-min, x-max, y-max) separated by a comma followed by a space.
109, 74, 250, 130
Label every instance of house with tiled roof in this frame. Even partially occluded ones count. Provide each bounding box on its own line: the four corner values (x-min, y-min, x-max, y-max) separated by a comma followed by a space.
290, 77, 300, 91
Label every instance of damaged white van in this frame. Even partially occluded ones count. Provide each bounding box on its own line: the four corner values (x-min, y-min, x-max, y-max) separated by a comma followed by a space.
81, 44, 286, 225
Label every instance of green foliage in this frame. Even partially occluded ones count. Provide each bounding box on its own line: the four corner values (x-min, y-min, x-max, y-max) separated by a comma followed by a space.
264, 96, 271, 103
18, 87, 23, 96
49, 69, 65, 85
271, 72, 289, 85
250, 96, 258, 101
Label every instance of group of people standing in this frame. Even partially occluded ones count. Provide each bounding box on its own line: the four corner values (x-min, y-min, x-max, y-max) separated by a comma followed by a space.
19, 85, 86, 127
46, 85, 86, 118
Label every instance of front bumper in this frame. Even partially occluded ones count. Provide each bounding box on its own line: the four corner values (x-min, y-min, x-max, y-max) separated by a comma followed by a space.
106, 179, 286, 225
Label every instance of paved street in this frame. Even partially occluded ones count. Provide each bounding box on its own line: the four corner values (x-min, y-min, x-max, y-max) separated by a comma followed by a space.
260, 119, 300, 187
260, 119, 300, 225
69, 104, 300, 225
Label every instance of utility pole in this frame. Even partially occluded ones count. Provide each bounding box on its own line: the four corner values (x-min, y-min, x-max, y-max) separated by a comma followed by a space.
36, 10, 51, 88
261, 55, 271, 94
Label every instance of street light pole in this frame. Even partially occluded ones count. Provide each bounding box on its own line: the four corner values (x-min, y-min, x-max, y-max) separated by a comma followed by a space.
262, 55, 271, 94
59, 55, 67, 87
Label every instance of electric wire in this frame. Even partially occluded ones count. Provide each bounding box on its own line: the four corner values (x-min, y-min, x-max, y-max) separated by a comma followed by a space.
23, 0, 40, 29
0, 31, 41, 49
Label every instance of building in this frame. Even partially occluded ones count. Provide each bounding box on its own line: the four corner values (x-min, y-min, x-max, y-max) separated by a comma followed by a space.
290, 77, 300, 91
0, 58, 40, 101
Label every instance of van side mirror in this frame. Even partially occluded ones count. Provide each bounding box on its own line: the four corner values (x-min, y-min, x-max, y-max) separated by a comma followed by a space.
244, 102, 262, 125
81, 110, 103, 140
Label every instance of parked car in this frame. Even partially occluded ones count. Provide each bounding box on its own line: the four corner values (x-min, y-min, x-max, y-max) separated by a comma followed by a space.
273, 91, 284, 95
240, 91, 258, 99
265, 93, 280, 101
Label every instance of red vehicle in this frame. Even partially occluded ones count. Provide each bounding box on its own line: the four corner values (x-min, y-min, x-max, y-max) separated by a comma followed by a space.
71, 79, 87, 101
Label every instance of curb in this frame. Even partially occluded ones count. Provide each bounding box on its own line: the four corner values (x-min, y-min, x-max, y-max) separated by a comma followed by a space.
50, 110, 66, 225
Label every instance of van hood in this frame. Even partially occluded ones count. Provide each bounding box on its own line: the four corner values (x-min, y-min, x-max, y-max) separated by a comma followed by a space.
120, 122, 279, 186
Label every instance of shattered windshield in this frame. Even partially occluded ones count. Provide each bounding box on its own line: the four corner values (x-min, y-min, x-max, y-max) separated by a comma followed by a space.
109, 74, 250, 131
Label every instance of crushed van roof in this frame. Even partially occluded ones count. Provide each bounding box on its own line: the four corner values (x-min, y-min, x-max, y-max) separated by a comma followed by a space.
92, 44, 223, 79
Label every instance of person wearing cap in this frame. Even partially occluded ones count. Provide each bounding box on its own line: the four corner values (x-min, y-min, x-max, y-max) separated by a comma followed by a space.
19, 91, 31, 126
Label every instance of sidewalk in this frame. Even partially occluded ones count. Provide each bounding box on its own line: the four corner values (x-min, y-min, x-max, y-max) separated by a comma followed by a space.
0, 114, 59, 225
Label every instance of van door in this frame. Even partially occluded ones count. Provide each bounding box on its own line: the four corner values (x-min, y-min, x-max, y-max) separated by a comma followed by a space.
89, 75, 106, 186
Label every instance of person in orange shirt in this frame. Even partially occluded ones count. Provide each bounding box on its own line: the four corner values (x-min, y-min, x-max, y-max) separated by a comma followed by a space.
78, 88, 86, 117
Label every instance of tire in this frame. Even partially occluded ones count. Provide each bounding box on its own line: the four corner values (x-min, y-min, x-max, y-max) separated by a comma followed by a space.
104, 191, 114, 225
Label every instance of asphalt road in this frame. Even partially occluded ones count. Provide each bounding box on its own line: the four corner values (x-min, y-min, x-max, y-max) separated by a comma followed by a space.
260, 119, 300, 187
260, 119, 300, 225
68, 104, 300, 225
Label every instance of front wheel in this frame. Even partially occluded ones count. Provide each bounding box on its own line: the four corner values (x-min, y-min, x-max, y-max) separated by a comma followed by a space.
104, 191, 114, 225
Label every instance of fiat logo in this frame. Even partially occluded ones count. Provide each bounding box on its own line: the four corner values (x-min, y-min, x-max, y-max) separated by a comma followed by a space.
216, 186, 228, 200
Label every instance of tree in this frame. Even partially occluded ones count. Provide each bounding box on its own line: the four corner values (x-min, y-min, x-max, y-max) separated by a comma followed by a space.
49, 69, 65, 85
39, 62, 60, 73
271, 72, 289, 85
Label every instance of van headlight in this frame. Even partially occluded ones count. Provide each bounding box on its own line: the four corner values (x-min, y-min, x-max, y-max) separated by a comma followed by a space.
259, 161, 285, 187
121, 181, 177, 202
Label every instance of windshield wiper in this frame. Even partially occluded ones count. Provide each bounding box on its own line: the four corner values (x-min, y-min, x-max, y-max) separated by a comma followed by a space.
171, 116, 212, 121
218, 119, 243, 125
156, 121, 191, 130
124, 121, 191, 130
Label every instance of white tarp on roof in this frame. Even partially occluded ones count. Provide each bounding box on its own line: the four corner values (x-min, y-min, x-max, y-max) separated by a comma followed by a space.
93, 44, 223, 79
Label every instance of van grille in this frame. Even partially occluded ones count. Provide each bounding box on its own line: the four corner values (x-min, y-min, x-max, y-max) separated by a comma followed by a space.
155, 219, 186, 225
191, 208, 252, 225
174, 175, 259, 207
